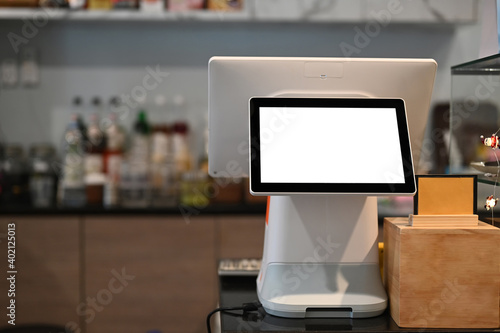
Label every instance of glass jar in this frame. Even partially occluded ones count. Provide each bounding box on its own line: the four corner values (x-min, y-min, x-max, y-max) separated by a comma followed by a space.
29, 143, 57, 208
119, 160, 151, 208
2, 144, 30, 206
0, 143, 4, 203
180, 170, 210, 208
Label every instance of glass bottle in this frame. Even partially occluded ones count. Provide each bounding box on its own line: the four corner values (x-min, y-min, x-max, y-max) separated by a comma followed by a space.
120, 110, 151, 208
180, 170, 209, 207
172, 121, 192, 177
103, 112, 126, 207
29, 143, 57, 208
85, 113, 106, 174
0, 137, 4, 205
72, 97, 87, 142
84, 113, 107, 206
1, 144, 30, 206
150, 124, 176, 207
171, 121, 192, 203
60, 114, 86, 207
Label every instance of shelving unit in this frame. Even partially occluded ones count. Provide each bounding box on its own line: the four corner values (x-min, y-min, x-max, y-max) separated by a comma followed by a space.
0, 7, 249, 21
0, 0, 478, 23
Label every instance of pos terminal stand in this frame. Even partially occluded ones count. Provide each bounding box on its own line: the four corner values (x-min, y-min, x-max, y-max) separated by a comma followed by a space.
256, 195, 386, 318
248, 97, 416, 318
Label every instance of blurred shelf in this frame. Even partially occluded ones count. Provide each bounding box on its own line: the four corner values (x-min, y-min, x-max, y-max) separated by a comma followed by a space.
0, 0, 478, 23
451, 53, 500, 75
478, 174, 500, 186
0, 8, 250, 21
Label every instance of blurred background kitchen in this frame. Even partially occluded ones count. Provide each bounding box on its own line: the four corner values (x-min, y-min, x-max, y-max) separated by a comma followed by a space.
0, 0, 486, 210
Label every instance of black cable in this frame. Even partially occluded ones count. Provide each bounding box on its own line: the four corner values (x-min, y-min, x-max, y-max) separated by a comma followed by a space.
206, 306, 244, 333
206, 302, 261, 333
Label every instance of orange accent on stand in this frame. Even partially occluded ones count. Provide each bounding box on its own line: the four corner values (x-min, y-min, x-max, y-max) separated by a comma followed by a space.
265, 196, 270, 225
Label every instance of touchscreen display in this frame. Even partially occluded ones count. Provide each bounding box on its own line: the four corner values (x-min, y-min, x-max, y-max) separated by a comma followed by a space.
260, 107, 404, 184
249, 98, 415, 195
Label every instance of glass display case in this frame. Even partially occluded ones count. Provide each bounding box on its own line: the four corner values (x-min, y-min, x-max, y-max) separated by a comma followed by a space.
449, 54, 500, 218
450, 54, 500, 176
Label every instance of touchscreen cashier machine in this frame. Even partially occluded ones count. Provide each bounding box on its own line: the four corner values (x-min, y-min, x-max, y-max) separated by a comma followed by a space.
208, 57, 437, 318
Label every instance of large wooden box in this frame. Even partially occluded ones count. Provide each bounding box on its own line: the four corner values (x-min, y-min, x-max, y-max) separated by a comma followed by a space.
383, 217, 500, 328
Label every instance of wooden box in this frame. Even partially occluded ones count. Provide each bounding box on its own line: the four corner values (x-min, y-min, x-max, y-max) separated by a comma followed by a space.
383, 217, 500, 328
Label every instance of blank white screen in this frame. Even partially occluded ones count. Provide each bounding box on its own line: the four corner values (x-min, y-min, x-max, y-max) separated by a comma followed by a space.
259, 107, 406, 184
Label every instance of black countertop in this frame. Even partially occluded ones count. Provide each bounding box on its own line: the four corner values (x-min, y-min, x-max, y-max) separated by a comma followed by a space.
217, 275, 499, 333
1, 201, 495, 226
0, 203, 267, 215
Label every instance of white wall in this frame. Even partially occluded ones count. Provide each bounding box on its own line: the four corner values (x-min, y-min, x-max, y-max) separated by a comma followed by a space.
0, 1, 487, 163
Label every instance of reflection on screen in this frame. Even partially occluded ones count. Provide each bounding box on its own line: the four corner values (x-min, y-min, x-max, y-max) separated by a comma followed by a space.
259, 107, 405, 184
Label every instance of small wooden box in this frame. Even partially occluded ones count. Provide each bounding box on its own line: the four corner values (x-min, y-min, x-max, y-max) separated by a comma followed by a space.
384, 217, 500, 328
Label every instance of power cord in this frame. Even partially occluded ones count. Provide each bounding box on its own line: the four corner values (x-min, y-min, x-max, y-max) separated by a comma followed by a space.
206, 301, 262, 333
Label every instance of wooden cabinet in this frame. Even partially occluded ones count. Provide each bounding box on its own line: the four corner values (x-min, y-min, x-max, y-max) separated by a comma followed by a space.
0, 213, 265, 332
0, 215, 80, 329
84, 215, 218, 333
215, 215, 265, 260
